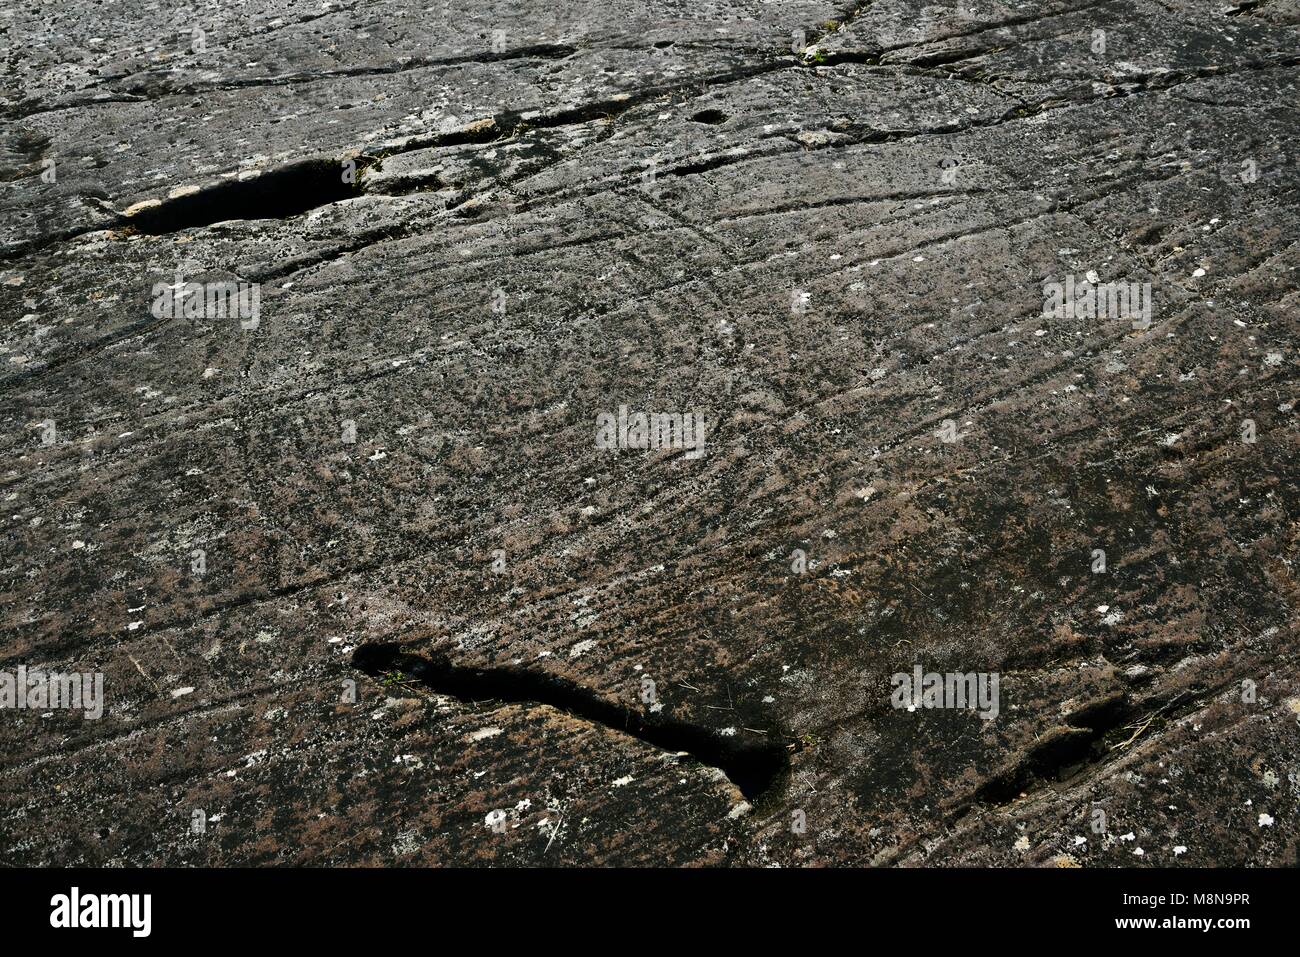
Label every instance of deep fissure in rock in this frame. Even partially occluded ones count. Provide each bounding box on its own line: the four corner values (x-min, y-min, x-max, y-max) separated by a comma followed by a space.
353, 642, 790, 802
115, 61, 792, 238
125, 157, 368, 234
973, 694, 1136, 805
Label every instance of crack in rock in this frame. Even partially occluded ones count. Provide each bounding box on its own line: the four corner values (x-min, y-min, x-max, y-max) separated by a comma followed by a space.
122, 157, 370, 234
353, 642, 791, 803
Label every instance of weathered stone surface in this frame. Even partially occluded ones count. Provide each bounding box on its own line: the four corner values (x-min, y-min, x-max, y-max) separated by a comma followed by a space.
1, 1, 1297, 866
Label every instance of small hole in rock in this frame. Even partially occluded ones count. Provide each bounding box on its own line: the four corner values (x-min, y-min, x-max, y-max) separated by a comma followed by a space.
690, 109, 728, 125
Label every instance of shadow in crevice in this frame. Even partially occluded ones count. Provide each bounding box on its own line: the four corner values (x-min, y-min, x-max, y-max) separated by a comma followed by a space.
353, 642, 791, 803
125, 157, 370, 234
974, 693, 1139, 805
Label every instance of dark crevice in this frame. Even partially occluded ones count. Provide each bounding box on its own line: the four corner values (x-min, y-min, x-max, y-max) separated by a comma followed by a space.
808, 50, 883, 67
877, 0, 1111, 56
972, 681, 1240, 807
1225, 1, 1262, 16
124, 157, 371, 234
664, 151, 762, 178
897, 46, 995, 69
973, 727, 1103, 805
1064, 692, 1132, 733
973, 693, 1136, 805
0, 93, 150, 122
352, 642, 792, 803
690, 108, 728, 124
243, 223, 413, 283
